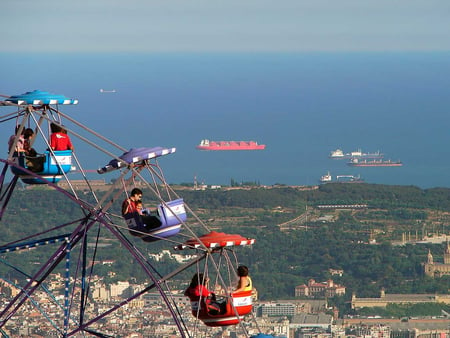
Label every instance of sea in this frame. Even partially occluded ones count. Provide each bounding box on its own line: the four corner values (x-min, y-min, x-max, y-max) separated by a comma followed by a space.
1, 52, 450, 189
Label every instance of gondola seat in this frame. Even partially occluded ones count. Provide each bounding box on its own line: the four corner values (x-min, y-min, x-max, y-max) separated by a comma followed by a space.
125, 198, 186, 242
10, 150, 72, 184
190, 290, 253, 327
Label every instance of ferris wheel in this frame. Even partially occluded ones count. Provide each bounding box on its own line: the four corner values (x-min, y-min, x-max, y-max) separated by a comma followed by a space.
0, 90, 280, 337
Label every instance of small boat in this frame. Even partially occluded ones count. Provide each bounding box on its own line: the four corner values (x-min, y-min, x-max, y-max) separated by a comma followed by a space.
319, 171, 332, 184
329, 148, 384, 159
336, 174, 365, 183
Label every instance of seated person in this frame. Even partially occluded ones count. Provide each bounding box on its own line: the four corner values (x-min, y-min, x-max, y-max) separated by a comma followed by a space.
50, 123, 74, 151
234, 265, 252, 293
135, 200, 150, 215
184, 273, 224, 315
122, 188, 161, 230
8, 126, 25, 154
23, 128, 44, 172
23, 128, 38, 157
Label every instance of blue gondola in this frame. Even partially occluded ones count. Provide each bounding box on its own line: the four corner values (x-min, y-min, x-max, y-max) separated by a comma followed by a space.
10, 150, 72, 184
5, 90, 77, 185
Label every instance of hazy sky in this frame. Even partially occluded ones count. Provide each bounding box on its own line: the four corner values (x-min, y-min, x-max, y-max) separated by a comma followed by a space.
2, 0, 450, 53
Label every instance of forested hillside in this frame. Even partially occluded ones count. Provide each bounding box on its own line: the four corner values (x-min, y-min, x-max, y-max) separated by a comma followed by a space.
2, 183, 450, 315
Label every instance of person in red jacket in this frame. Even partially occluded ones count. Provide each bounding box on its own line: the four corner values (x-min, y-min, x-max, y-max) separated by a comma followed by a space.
122, 188, 142, 216
50, 123, 74, 151
184, 273, 223, 315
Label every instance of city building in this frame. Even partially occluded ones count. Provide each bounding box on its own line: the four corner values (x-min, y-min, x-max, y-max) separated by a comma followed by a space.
340, 317, 450, 337
295, 279, 346, 298
92, 283, 109, 301
255, 300, 327, 318
110, 281, 130, 298
256, 302, 297, 317
346, 323, 391, 337
289, 313, 333, 335
423, 241, 450, 277
351, 289, 450, 309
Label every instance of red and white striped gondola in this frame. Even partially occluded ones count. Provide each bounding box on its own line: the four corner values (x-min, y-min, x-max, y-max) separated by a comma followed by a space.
176, 231, 255, 327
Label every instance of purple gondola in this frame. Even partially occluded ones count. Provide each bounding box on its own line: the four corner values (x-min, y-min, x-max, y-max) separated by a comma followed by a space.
98, 147, 185, 242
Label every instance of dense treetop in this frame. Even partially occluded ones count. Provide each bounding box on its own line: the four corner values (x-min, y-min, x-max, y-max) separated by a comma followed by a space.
1, 183, 450, 316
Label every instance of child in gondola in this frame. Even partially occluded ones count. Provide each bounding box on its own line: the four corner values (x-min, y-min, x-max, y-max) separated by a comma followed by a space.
135, 200, 150, 215
122, 188, 161, 229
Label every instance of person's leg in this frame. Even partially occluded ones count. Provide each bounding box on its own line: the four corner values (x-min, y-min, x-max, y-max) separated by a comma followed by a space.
141, 215, 162, 229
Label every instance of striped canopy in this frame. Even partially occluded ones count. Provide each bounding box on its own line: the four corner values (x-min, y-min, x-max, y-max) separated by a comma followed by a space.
6, 90, 78, 105
175, 231, 256, 250
97, 146, 176, 174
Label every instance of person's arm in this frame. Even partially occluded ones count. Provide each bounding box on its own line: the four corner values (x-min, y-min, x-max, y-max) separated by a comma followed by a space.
122, 199, 135, 216
50, 133, 56, 150
67, 136, 74, 150
14, 137, 25, 152
198, 285, 211, 297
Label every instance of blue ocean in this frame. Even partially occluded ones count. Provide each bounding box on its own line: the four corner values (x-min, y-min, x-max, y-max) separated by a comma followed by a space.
1, 52, 450, 188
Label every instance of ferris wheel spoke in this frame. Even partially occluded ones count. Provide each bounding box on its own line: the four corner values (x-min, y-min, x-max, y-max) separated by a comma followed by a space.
0, 90, 259, 337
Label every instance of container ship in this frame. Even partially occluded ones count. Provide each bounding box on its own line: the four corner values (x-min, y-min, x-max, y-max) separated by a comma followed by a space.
329, 148, 384, 159
196, 139, 266, 151
320, 172, 364, 184
347, 159, 403, 167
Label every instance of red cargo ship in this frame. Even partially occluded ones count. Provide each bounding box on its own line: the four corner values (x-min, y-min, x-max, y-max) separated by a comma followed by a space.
196, 139, 266, 151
